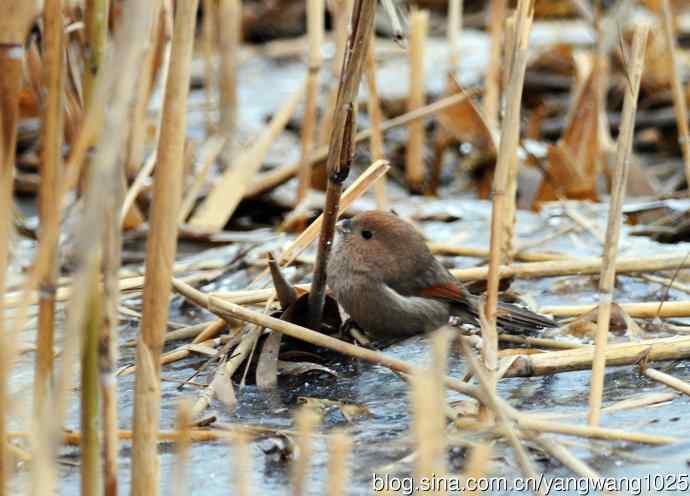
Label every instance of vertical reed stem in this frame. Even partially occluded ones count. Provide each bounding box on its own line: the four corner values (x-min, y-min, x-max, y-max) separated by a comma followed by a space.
588, 25, 648, 426
218, 0, 240, 163
231, 432, 252, 496
307, 0, 376, 328
291, 407, 320, 496
484, 0, 506, 129
297, 0, 324, 202
130, 2, 199, 494
35, 0, 65, 417
660, 0, 690, 190
365, 40, 386, 209
202, 0, 217, 134
483, 0, 533, 421
325, 430, 351, 496
172, 400, 192, 496
84, 0, 109, 108
447, 0, 463, 75
405, 10, 428, 194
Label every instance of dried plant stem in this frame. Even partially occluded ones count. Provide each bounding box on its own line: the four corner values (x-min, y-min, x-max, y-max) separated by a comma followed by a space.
428, 243, 570, 262
405, 10, 428, 194
325, 430, 352, 496
202, 0, 217, 134
297, 0, 324, 202
178, 135, 226, 222
35, 0, 65, 416
365, 40, 386, 209
503, 336, 690, 378
588, 25, 647, 427
292, 407, 320, 496
172, 400, 193, 496
639, 354, 690, 397
307, 0, 376, 327
529, 434, 602, 480
246, 90, 478, 197
462, 444, 491, 496
83, 0, 109, 108
660, 0, 690, 188
447, 0, 463, 74
1, 3, 39, 493
218, 0, 240, 163
483, 0, 506, 129
483, 0, 533, 420
81, 276, 102, 496
451, 253, 690, 281
231, 432, 252, 496
130, 2, 199, 495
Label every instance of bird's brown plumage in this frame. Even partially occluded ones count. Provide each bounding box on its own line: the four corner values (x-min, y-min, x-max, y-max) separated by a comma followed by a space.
327, 210, 556, 339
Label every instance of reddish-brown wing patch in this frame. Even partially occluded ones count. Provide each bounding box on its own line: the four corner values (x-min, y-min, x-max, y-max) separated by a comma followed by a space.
418, 282, 468, 303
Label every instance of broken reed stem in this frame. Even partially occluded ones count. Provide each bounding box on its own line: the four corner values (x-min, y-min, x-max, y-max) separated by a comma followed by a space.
231, 432, 252, 496
483, 0, 506, 129
502, 336, 690, 378
35, 0, 64, 417
325, 430, 352, 496
202, 0, 217, 134
307, 0, 376, 327
81, 276, 102, 496
291, 407, 320, 496
660, 0, 690, 189
405, 10, 428, 194
120, 1, 174, 227
447, 0, 463, 74
462, 444, 492, 496
483, 0, 533, 420
178, 135, 226, 222
246, 90, 478, 197
410, 369, 446, 491
130, 2, 199, 495
365, 39, 387, 209
83, 0, 109, 108
0, 2, 35, 489
639, 356, 690, 397
172, 400, 193, 496
588, 25, 647, 427
297, 0, 323, 202
218, 0, 240, 163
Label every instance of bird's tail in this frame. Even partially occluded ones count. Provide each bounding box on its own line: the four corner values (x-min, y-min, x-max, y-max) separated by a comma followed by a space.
451, 297, 557, 334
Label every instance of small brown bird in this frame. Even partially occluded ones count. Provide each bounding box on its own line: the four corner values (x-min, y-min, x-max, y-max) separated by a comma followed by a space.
327, 210, 556, 339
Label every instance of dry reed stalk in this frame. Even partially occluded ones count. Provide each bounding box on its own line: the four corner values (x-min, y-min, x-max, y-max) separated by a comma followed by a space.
81, 277, 102, 496
120, 2, 174, 227
0, 2, 35, 488
125, 1, 166, 178
498, 334, 586, 350
306, 0, 376, 327
35, 0, 65, 418
189, 81, 306, 231
428, 243, 571, 262
515, 417, 676, 445
483, 0, 506, 129
588, 25, 647, 427
462, 444, 491, 496
172, 400, 193, 496
458, 336, 544, 493
447, 0, 463, 75
528, 434, 602, 480
365, 40, 387, 209
218, 0, 241, 163
178, 135, 226, 222
192, 318, 227, 344
639, 353, 690, 397
532, 392, 676, 420
482, 0, 533, 421
202, 0, 217, 134
410, 369, 446, 493
405, 10, 428, 194
291, 407, 320, 496
451, 253, 690, 281
325, 430, 352, 496
503, 337, 690, 377
231, 432, 252, 496
246, 90, 478, 197
297, 0, 324, 202
660, 0, 690, 188
83, 0, 109, 107
130, 2, 199, 494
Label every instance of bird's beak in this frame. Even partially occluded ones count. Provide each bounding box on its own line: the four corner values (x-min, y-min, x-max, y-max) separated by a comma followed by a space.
335, 218, 352, 235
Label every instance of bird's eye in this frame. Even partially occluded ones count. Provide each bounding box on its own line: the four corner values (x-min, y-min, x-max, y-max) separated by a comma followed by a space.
361, 229, 373, 240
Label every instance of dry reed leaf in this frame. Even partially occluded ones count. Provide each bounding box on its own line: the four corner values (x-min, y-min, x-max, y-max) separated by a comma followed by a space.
189, 81, 306, 231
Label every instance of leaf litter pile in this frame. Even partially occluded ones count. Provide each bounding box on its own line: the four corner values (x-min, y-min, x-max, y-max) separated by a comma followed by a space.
5, 0, 690, 494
